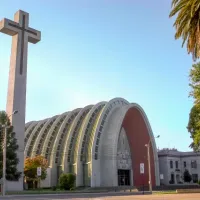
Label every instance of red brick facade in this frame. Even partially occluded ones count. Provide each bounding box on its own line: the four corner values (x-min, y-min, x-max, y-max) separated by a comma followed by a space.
122, 107, 156, 187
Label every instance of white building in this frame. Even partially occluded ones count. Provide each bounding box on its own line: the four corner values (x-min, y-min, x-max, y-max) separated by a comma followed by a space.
158, 148, 200, 185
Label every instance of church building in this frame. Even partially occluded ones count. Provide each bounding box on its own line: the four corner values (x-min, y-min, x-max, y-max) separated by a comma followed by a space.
24, 97, 160, 188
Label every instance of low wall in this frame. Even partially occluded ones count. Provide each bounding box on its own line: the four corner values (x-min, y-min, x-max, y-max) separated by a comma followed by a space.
6, 180, 23, 191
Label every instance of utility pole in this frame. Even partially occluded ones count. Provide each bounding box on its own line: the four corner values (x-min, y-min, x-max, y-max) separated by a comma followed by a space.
2, 125, 7, 196
145, 135, 160, 194
147, 144, 152, 193
2, 110, 18, 196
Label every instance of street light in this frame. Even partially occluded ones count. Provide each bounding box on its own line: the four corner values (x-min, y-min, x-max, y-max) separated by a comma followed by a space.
2, 110, 18, 196
145, 135, 160, 193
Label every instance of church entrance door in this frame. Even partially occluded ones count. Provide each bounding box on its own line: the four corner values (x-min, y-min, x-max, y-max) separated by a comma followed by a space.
118, 169, 130, 186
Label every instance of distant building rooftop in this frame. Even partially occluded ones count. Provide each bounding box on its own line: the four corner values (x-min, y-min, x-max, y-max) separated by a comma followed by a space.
158, 148, 200, 157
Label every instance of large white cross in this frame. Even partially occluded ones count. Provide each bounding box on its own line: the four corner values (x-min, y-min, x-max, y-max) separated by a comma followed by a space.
0, 10, 41, 191
0, 10, 41, 74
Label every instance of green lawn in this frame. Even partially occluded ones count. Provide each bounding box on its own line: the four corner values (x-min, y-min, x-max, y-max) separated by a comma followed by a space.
0, 188, 180, 195
153, 190, 177, 195
1, 188, 110, 195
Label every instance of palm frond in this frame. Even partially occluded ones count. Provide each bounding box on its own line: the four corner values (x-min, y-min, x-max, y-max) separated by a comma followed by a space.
169, 0, 200, 61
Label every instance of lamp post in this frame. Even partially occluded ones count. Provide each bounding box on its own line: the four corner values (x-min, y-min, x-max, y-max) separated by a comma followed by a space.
145, 135, 160, 193
2, 110, 18, 196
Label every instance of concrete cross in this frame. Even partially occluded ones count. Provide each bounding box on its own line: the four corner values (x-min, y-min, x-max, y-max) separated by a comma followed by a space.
0, 10, 41, 74
0, 10, 41, 191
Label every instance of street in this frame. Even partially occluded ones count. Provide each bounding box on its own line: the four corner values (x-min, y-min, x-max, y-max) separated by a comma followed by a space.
1, 193, 200, 200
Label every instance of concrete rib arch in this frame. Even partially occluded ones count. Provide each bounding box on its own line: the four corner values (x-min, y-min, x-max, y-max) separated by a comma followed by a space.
49, 109, 81, 167
75, 101, 106, 187
31, 115, 58, 157
92, 98, 129, 158
25, 119, 47, 157
94, 103, 159, 187
62, 105, 93, 174
25, 121, 38, 144
41, 112, 68, 161
90, 97, 129, 187
49, 108, 81, 187
25, 121, 35, 132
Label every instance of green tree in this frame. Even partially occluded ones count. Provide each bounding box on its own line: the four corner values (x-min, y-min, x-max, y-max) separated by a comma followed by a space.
187, 105, 200, 150
0, 111, 21, 180
183, 169, 192, 183
188, 62, 200, 150
189, 62, 200, 102
59, 173, 76, 190
169, 0, 200, 61
24, 155, 48, 181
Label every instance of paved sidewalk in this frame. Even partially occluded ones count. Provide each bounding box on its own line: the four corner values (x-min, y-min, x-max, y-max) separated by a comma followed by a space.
1, 193, 200, 200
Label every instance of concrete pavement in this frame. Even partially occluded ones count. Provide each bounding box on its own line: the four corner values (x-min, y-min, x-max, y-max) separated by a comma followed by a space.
1, 192, 142, 200
1, 193, 200, 200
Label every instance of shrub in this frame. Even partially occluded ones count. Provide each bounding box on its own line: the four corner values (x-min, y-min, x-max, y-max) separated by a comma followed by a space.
52, 186, 57, 191
70, 187, 75, 191
59, 173, 76, 190
183, 169, 192, 183
198, 180, 200, 185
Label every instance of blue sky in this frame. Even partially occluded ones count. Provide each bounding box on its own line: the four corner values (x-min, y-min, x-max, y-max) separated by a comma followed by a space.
0, 0, 195, 151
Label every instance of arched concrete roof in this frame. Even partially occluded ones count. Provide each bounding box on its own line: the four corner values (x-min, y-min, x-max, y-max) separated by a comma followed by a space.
91, 97, 129, 161
31, 115, 58, 157
61, 105, 93, 172
25, 121, 38, 142
25, 119, 47, 157
24, 97, 159, 188
90, 103, 159, 187
49, 109, 81, 168
25, 121, 35, 133
76, 102, 106, 163
74, 101, 106, 186
41, 112, 68, 161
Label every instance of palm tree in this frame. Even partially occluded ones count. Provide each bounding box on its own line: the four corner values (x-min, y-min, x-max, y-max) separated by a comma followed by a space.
169, 0, 200, 61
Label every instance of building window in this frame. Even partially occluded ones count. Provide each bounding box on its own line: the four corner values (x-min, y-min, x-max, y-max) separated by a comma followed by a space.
175, 161, 178, 169
183, 161, 186, 168
192, 174, 198, 183
170, 160, 173, 169
169, 173, 175, 184
191, 160, 197, 169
